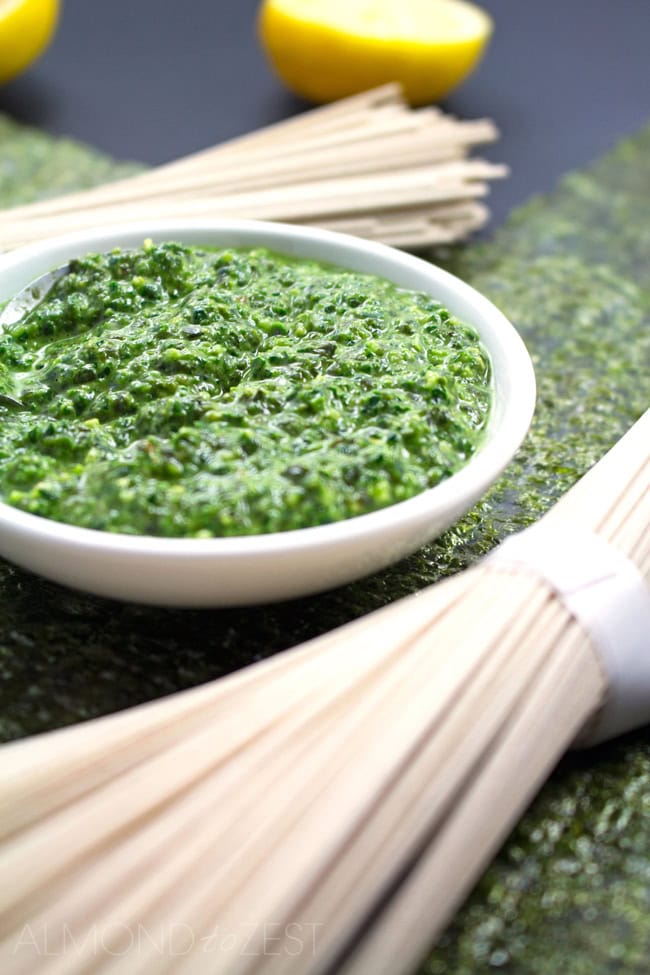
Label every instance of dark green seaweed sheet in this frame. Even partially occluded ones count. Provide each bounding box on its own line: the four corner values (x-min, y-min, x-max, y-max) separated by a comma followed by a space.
0, 115, 143, 207
1, 114, 650, 973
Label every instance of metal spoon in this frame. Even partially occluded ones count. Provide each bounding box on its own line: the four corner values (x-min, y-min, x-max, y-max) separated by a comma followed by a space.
0, 262, 69, 330
0, 264, 71, 409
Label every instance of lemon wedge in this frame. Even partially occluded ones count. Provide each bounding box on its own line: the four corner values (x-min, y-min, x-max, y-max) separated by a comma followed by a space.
0, 0, 59, 85
258, 0, 492, 105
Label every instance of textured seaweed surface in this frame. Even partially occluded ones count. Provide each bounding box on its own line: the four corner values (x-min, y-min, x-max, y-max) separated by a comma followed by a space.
0, 115, 142, 208
1, 115, 650, 972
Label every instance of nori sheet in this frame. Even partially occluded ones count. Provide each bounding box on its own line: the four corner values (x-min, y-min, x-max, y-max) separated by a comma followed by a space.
1, 113, 650, 973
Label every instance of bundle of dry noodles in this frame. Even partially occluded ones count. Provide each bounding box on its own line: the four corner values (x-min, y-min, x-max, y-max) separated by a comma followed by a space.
0, 403, 647, 973
0, 84, 505, 252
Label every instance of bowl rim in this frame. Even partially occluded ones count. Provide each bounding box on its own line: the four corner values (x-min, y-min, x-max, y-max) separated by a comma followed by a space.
0, 218, 536, 560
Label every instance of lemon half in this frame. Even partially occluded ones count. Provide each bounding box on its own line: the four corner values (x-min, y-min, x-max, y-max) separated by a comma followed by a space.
0, 0, 59, 86
258, 0, 492, 105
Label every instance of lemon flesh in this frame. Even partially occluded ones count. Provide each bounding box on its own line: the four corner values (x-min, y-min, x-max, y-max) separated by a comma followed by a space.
0, 0, 59, 85
259, 0, 492, 105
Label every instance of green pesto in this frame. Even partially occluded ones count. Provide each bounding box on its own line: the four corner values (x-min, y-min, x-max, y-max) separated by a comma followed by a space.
1, 114, 650, 973
0, 241, 491, 536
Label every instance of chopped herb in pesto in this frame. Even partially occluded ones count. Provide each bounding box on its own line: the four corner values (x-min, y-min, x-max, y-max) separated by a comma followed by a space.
0, 242, 491, 536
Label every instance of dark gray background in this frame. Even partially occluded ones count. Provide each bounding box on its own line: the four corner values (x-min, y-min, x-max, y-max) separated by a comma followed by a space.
1, 0, 648, 230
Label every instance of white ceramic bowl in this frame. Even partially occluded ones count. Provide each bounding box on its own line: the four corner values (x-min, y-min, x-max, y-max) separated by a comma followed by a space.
0, 220, 535, 606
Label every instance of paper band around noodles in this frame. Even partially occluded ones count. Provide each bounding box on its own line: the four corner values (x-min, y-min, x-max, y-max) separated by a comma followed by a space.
487, 524, 650, 746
